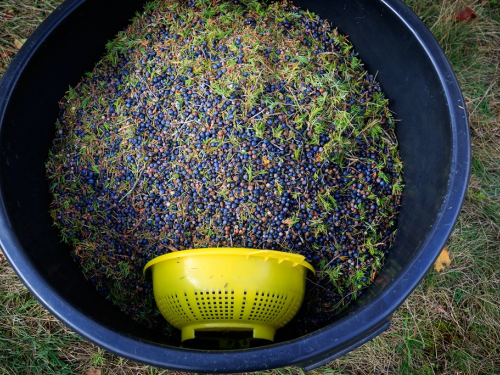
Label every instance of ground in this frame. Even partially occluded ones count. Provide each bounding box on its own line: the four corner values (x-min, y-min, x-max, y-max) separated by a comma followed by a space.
0, 0, 499, 374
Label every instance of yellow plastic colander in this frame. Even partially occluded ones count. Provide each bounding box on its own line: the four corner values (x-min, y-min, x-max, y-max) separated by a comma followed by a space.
143, 248, 315, 342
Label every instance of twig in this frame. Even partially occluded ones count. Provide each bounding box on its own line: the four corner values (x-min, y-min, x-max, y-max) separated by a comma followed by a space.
269, 141, 283, 150
119, 168, 145, 202
247, 108, 266, 121
306, 277, 331, 293
323, 255, 340, 269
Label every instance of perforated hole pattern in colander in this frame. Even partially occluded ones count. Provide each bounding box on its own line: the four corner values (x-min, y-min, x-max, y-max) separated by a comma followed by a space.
156, 288, 302, 328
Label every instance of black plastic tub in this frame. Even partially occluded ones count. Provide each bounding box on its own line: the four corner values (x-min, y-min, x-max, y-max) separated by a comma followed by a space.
0, 0, 469, 372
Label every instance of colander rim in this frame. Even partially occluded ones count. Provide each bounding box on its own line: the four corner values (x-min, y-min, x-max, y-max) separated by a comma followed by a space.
143, 247, 315, 277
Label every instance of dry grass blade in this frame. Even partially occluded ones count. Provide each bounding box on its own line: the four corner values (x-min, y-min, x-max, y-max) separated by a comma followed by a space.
0, 0, 62, 79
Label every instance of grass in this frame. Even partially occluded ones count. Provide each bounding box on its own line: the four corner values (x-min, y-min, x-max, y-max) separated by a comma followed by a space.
0, 0, 59, 74
0, 0, 499, 374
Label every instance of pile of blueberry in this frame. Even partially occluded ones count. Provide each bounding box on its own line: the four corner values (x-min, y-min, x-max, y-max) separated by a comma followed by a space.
47, 0, 403, 336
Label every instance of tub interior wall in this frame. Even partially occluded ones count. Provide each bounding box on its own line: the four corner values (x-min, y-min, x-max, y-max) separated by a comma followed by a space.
0, 0, 452, 347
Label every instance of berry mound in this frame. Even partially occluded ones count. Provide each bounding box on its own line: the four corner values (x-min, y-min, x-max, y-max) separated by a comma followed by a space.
47, 0, 404, 337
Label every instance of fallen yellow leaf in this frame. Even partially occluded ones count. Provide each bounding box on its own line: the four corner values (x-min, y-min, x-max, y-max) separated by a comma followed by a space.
434, 246, 451, 272
14, 38, 26, 50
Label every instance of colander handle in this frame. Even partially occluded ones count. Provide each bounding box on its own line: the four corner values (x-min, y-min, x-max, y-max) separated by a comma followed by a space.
297, 316, 392, 371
